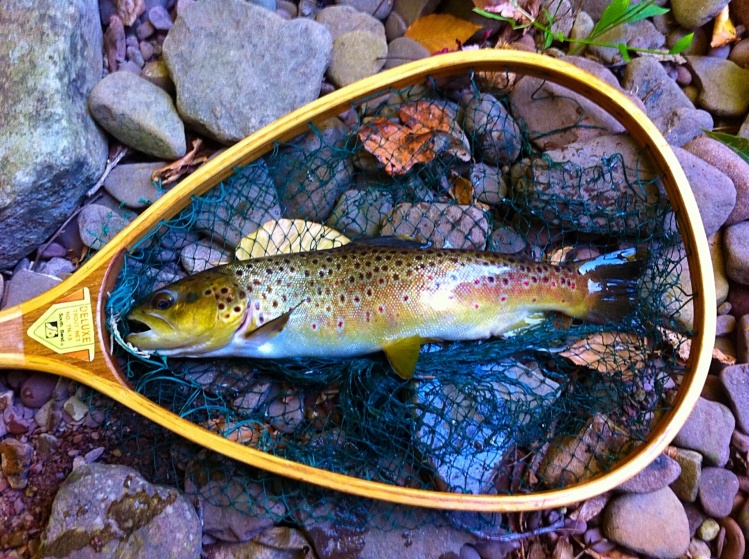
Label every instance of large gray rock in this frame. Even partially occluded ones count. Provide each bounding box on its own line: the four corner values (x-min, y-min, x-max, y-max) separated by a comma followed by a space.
163, 0, 332, 144
673, 396, 735, 467
88, 71, 186, 159
0, 0, 108, 270
671, 0, 729, 29
38, 463, 201, 559
621, 57, 695, 120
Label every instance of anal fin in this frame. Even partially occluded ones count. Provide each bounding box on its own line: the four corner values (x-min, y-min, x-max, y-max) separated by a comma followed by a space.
382, 335, 423, 379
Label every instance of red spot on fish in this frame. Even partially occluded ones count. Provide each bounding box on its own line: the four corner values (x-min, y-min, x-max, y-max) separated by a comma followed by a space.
474, 279, 480, 285
403, 295, 409, 302
500, 296, 507, 302
502, 278, 509, 285
272, 301, 278, 308
427, 274, 434, 280
531, 276, 538, 283
340, 294, 346, 303
532, 297, 537, 302
306, 297, 312, 303
354, 296, 361, 303
311, 323, 317, 330
378, 306, 384, 313
366, 288, 373, 297
366, 311, 371, 322
523, 280, 529, 286
560, 278, 566, 285
338, 320, 344, 328
487, 277, 495, 283
224, 314, 230, 319
474, 304, 479, 309
542, 276, 549, 283
571, 282, 576, 289
551, 281, 557, 287
378, 278, 385, 285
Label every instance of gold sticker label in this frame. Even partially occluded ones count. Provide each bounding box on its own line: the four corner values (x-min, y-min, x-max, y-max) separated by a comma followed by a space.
27, 288, 95, 362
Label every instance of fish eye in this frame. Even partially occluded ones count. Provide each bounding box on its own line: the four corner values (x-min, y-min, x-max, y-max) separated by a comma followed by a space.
151, 291, 175, 310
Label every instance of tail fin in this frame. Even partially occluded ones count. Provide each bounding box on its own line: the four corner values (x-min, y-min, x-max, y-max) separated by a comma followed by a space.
576, 248, 647, 324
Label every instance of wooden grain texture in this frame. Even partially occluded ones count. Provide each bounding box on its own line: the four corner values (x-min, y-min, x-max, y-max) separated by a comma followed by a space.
0, 50, 716, 511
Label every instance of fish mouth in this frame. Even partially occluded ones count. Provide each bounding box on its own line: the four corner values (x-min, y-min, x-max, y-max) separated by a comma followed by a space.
125, 311, 177, 350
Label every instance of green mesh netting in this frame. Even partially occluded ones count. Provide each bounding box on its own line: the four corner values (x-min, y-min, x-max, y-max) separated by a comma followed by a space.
101, 68, 691, 534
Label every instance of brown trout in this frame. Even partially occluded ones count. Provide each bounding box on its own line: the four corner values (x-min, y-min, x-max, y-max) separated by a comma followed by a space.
126, 241, 643, 378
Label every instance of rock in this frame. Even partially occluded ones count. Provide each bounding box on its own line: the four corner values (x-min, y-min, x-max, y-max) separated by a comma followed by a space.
511, 134, 660, 236
684, 136, 749, 225
587, 20, 665, 64
328, 189, 393, 237
327, 30, 388, 88
19, 372, 58, 408
163, 0, 332, 144
686, 56, 749, 117
393, 0, 439, 26
697, 517, 720, 540
141, 60, 174, 93
184, 460, 285, 542
148, 5, 172, 30
729, 284, 749, 318
380, 202, 491, 250
414, 360, 559, 494
180, 240, 232, 274
266, 390, 305, 433
670, 448, 703, 502
538, 415, 631, 486
488, 226, 525, 255
622, 56, 694, 120
63, 395, 88, 421
103, 162, 168, 208
617, 453, 681, 493
510, 56, 624, 150
671, 0, 729, 28
460, 93, 521, 164
738, 315, 749, 364
38, 463, 201, 559
271, 119, 353, 222
384, 10, 407, 41
673, 397, 735, 466
653, 108, 714, 147
316, 5, 385, 41
1, 269, 61, 309
88, 71, 186, 159
336, 0, 393, 19
698, 467, 739, 517
730, 38, 749, 68
0, 438, 34, 490
204, 527, 314, 559
469, 163, 507, 206
720, 517, 746, 559
602, 487, 689, 559
195, 159, 282, 247
720, 364, 749, 434
0, 0, 108, 270
672, 146, 736, 237
710, 231, 730, 306
383, 37, 430, 69
687, 537, 711, 558
78, 203, 131, 250
104, 15, 126, 72
38, 257, 76, 279
724, 222, 749, 285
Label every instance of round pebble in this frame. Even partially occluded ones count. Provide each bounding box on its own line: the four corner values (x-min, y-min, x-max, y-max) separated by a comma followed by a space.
724, 222, 749, 284
616, 453, 682, 493
720, 517, 745, 559
148, 5, 173, 30
19, 373, 59, 408
729, 38, 749, 68
327, 30, 388, 88
698, 517, 720, 541
699, 467, 739, 518
716, 314, 736, 336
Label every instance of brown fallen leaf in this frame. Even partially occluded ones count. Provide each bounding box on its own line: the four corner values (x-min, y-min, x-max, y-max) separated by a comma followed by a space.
658, 326, 735, 365
397, 101, 454, 134
449, 175, 475, 204
561, 332, 649, 379
359, 117, 436, 175
150, 138, 209, 185
405, 14, 482, 54
711, 5, 740, 48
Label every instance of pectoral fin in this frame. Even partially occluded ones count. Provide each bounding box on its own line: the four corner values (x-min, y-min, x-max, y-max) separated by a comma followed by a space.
243, 308, 295, 343
382, 336, 423, 379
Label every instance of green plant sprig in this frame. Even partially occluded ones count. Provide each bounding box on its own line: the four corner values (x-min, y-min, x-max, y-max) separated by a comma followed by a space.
474, 0, 693, 62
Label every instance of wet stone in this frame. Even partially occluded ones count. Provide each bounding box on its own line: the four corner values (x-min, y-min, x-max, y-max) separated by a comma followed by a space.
328, 189, 393, 238
19, 372, 59, 408
327, 30, 388, 88
380, 202, 491, 250
488, 226, 525, 255
674, 397, 735, 466
180, 240, 232, 274
0, 438, 34, 490
654, 108, 713, 147
720, 364, 749, 434
622, 57, 695, 120
88, 71, 186, 159
315, 5, 385, 42
724, 221, 749, 285
721, 517, 746, 559
616, 453, 681, 493
38, 463, 201, 559
383, 37, 430, 69
602, 487, 689, 559
699, 467, 739, 518
103, 162, 167, 209
670, 448, 703, 502
671, 0, 728, 28
469, 162, 507, 206
687, 56, 749, 117
1, 269, 61, 309
78, 204, 131, 250
460, 93, 521, 164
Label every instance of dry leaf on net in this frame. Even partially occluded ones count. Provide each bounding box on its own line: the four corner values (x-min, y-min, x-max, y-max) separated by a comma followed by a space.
236, 218, 349, 260
449, 175, 475, 205
711, 5, 739, 48
397, 101, 455, 134
150, 138, 210, 186
404, 14, 482, 54
560, 332, 648, 378
359, 117, 437, 175
658, 326, 735, 365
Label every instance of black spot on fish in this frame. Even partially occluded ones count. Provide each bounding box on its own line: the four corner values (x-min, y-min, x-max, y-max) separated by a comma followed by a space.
234, 306, 241, 313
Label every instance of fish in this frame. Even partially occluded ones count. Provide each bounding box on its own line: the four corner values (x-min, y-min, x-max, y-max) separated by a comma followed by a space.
126, 240, 645, 379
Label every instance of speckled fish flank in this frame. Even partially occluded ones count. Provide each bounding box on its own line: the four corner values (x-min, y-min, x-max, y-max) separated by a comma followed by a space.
126, 242, 644, 378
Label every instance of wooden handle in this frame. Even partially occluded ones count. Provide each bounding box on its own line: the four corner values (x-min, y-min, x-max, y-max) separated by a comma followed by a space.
0, 50, 716, 511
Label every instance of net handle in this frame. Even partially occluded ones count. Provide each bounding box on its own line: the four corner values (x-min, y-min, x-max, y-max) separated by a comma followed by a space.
0, 50, 715, 511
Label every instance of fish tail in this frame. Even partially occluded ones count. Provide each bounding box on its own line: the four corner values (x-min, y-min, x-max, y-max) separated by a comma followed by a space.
575, 248, 647, 324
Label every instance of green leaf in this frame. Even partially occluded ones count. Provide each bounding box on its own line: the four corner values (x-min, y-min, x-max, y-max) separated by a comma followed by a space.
472, 7, 533, 29
618, 42, 631, 62
704, 130, 749, 165
625, 2, 669, 23
592, 0, 630, 36
669, 32, 694, 54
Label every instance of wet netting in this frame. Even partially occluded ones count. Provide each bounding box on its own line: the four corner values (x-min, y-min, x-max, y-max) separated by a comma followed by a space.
102, 67, 692, 532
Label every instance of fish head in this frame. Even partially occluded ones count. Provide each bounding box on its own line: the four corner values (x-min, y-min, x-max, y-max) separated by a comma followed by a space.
126, 270, 248, 355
